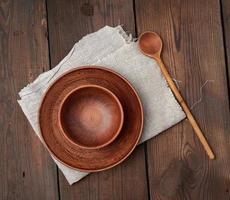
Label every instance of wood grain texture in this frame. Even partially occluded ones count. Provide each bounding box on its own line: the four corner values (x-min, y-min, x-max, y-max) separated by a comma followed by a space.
135, 0, 230, 199
0, 0, 58, 200
46, 0, 148, 199
221, 0, 230, 88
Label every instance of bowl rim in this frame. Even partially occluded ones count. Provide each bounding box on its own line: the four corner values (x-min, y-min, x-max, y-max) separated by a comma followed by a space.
58, 84, 124, 150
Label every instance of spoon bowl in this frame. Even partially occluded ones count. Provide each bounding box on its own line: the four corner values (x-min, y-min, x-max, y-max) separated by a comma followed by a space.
138, 32, 162, 58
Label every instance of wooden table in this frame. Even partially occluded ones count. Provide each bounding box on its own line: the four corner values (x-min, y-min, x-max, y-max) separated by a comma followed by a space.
1, 0, 230, 199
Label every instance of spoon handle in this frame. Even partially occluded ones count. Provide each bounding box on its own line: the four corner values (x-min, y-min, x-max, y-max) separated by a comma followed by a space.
155, 57, 215, 159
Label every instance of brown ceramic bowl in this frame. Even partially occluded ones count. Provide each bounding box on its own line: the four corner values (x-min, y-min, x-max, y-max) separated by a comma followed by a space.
59, 85, 124, 149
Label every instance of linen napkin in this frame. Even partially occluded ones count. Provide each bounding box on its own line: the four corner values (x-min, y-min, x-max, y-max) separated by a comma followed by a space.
18, 26, 185, 185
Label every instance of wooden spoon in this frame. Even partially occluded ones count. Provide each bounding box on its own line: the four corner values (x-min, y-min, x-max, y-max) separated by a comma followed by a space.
138, 31, 215, 159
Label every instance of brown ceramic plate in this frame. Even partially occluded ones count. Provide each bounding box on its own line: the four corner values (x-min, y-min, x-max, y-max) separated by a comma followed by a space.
39, 66, 143, 172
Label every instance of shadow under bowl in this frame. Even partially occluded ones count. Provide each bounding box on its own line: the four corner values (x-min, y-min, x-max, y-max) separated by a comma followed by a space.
59, 85, 124, 149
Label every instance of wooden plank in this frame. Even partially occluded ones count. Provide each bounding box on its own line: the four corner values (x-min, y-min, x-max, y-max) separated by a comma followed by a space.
135, 0, 230, 199
221, 0, 230, 87
46, 0, 149, 199
0, 0, 59, 200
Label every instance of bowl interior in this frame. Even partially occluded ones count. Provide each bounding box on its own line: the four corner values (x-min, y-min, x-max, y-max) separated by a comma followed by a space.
59, 85, 124, 149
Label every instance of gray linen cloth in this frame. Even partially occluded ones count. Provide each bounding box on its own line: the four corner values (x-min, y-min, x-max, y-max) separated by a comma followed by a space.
18, 26, 185, 185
